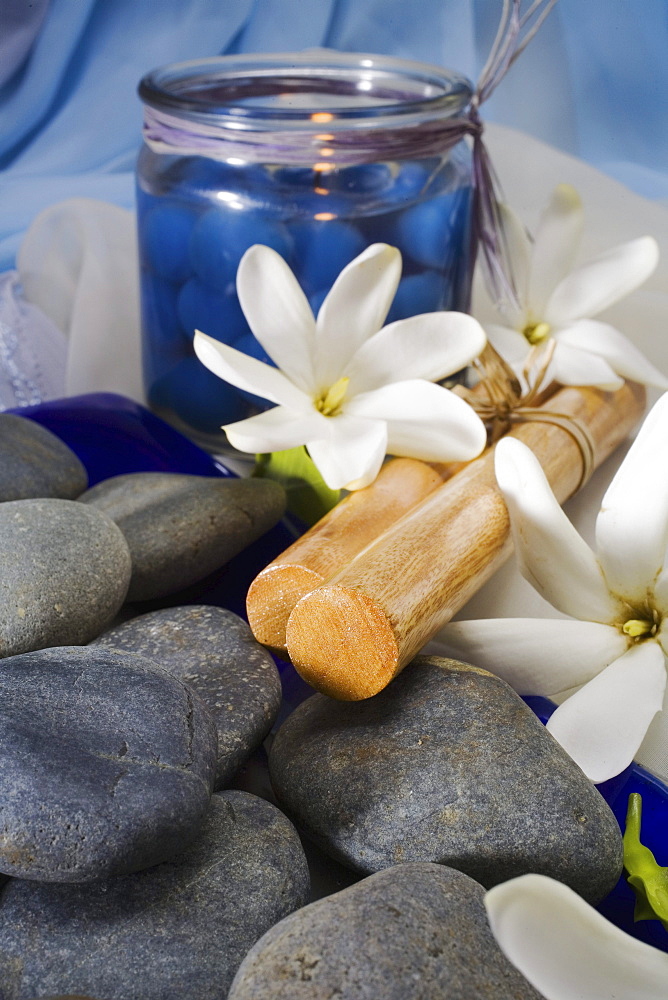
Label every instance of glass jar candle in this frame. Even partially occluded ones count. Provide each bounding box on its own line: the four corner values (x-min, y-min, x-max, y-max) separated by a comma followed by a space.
137, 51, 475, 450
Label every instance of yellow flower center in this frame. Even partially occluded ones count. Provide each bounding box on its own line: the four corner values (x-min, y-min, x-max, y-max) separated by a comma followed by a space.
522, 321, 551, 346
620, 604, 660, 642
622, 618, 655, 639
315, 375, 349, 417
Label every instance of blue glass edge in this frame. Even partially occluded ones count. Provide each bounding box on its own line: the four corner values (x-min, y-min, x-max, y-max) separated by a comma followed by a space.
9, 394, 668, 954
524, 695, 668, 952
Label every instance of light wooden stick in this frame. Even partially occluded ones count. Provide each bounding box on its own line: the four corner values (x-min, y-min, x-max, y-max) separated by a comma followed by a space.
285, 381, 646, 700
247, 457, 452, 653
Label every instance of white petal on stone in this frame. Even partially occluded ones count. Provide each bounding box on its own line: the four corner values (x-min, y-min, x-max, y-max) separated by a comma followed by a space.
484, 324, 532, 365
307, 414, 388, 491
236, 245, 316, 393
347, 311, 486, 394
557, 320, 668, 389
544, 235, 659, 326
528, 184, 584, 318
494, 437, 621, 623
347, 380, 487, 462
313, 244, 401, 389
485, 874, 668, 1000
548, 339, 624, 390
596, 392, 668, 606
546, 642, 667, 783
223, 406, 328, 454
434, 618, 627, 696
194, 331, 311, 410
635, 663, 668, 786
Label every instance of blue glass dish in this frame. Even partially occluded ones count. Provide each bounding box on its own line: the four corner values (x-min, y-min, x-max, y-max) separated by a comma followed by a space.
11, 394, 668, 953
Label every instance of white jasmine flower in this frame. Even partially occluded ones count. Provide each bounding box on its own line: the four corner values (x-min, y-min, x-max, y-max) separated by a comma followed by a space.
487, 184, 667, 391
194, 243, 487, 490
437, 393, 668, 783
485, 874, 668, 1000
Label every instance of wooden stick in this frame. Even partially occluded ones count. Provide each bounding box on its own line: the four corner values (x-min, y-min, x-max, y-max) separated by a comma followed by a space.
246, 375, 551, 654
246, 457, 452, 653
285, 381, 646, 700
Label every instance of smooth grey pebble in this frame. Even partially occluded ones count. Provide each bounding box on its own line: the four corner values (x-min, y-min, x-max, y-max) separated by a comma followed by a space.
0, 791, 310, 1000
92, 605, 282, 788
228, 862, 541, 999
0, 645, 217, 882
269, 655, 623, 903
78, 472, 286, 601
0, 499, 131, 658
0, 414, 87, 502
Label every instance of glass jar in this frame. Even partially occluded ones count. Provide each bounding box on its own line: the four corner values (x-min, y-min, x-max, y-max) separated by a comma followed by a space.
137, 51, 475, 451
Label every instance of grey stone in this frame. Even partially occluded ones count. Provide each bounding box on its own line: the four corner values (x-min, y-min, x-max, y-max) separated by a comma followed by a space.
0, 645, 217, 882
92, 605, 282, 789
0, 414, 88, 502
228, 862, 541, 1000
0, 791, 311, 1000
269, 655, 623, 903
0, 499, 131, 658
78, 472, 286, 601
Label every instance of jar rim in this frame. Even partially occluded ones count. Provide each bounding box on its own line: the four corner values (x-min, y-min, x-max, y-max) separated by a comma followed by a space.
138, 50, 473, 129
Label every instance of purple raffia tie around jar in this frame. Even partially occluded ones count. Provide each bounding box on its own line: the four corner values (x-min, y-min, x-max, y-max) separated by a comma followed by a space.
136, 0, 555, 452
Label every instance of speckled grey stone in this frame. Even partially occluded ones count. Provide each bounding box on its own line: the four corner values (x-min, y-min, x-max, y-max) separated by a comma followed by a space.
78, 472, 286, 601
92, 605, 282, 788
0, 645, 217, 882
228, 862, 541, 1000
0, 499, 131, 658
0, 791, 311, 1000
0, 415, 88, 502
269, 655, 623, 903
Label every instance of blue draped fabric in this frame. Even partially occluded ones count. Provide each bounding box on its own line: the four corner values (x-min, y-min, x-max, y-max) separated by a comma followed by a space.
1, 0, 667, 271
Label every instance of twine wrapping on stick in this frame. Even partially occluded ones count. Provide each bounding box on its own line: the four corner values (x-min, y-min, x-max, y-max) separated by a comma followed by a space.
455, 341, 597, 492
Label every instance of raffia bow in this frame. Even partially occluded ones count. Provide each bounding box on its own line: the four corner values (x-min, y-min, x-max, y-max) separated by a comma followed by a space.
454, 340, 596, 492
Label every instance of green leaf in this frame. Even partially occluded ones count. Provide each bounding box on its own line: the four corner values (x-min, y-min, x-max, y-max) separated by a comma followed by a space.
253, 447, 340, 527
623, 792, 668, 931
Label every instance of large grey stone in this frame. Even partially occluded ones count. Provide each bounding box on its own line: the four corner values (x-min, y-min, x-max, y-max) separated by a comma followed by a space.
269, 656, 623, 903
92, 605, 282, 788
228, 862, 541, 1000
78, 472, 286, 601
0, 414, 87, 502
0, 791, 311, 1000
0, 499, 131, 658
0, 645, 217, 882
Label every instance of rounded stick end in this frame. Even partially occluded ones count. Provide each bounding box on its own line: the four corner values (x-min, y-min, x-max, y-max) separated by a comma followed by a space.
286, 585, 400, 700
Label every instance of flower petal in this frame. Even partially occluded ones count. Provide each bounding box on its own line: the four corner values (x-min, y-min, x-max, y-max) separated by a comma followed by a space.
596, 392, 668, 605
495, 202, 532, 328
223, 405, 328, 454
548, 339, 624, 390
484, 324, 531, 365
347, 380, 487, 462
556, 320, 668, 390
546, 642, 666, 782
434, 618, 627, 697
485, 873, 668, 1000
544, 235, 659, 326
306, 414, 388, 491
635, 662, 668, 785
347, 311, 486, 394
236, 245, 316, 393
313, 243, 402, 389
194, 330, 311, 410
494, 437, 621, 622
528, 184, 583, 318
